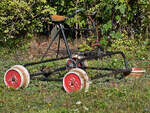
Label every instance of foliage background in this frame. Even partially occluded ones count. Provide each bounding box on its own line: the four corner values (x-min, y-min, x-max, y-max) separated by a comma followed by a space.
0, 0, 150, 50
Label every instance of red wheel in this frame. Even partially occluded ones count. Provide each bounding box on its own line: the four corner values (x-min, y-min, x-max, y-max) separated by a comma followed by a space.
132, 68, 146, 72
66, 58, 76, 69
13, 65, 30, 88
70, 68, 89, 92
73, 55, 88, 68
66, 55, 88, 70
4, 65, 30, 89
63, 68, 89, 93
4, 68, 23, 89
125, 68, 146, 78
63, 71, 84, 93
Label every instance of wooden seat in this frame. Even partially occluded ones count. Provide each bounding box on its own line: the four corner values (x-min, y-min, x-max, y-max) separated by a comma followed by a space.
51, 15, 66, 22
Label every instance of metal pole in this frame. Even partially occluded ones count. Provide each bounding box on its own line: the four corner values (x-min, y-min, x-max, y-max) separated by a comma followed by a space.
41, 28, 61, 61
59, 24, 72, 58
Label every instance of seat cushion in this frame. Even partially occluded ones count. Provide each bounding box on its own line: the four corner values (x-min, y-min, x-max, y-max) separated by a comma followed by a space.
51, 15, 66, 22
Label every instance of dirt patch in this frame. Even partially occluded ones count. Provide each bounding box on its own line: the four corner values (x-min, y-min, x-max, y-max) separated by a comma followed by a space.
27, 35, 84, 60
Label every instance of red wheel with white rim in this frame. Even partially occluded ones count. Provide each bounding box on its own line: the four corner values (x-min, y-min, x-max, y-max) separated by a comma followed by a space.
63, 68, 89, 93
63, 70, 84, 93
4, 65, 30, 89
66, 58, 76, 69
125, 68, 146, 78
70, 68, 89, 92
4, 68, 23, 89
131, 68, 146, 73
13, 65, 30, 88
66, 55, 88, 70
73, 55, 88, 68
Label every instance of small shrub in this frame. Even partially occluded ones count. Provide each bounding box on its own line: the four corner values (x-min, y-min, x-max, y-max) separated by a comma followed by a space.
108, 35, 139, 54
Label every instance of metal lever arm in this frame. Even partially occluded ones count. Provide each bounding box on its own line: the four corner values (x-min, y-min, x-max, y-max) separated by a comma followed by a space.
68, 8, 85, 18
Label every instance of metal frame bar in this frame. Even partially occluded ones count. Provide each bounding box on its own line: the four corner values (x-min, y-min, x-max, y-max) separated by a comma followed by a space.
22, 13, 131, 81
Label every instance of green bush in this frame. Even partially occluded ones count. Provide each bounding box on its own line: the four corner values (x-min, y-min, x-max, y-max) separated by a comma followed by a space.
108, 34, 150, 59
0, 0, 149, 49
0, 0, 56, 46
109, 36, 138, 53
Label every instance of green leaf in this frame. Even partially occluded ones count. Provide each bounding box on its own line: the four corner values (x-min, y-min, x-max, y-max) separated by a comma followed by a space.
119, 4, 126, 14
115, 5, 120, 10
110, 31, 122, 39
113, 0, 119, 4
4, 29, 9, 33
40, 0, 46, 3
115, 15, 121, 21
103, 20, 112, 32
119, 0, 125, 3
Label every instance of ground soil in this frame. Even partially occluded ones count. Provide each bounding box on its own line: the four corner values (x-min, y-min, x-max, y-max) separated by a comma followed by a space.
27, 35, 84, 60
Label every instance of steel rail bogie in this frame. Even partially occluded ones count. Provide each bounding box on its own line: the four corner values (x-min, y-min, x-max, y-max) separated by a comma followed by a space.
3, 9, 146, 92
